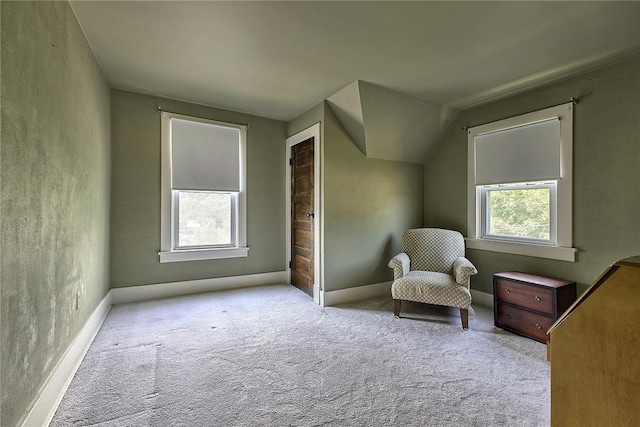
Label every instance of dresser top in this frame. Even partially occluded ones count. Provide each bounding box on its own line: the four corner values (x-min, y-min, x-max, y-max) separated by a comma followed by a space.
494, 271, 575, 288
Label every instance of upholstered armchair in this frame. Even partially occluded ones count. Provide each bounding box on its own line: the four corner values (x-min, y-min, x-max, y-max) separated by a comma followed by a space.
388, 228, 478, 329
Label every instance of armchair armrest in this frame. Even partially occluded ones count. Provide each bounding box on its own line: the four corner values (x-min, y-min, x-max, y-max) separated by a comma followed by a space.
453, 257, 478, 287
388, 253, 410, 280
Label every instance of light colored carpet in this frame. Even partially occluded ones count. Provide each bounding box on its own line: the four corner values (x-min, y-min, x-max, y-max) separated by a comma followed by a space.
50, 284, 549, 426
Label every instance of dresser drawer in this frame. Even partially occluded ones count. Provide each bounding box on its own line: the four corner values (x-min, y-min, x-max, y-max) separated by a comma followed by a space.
495, 278, 554, 316
496, 303, 554, 343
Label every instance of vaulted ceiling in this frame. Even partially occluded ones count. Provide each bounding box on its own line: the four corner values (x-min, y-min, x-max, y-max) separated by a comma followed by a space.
327, 81, 450, 162
70, 1, 640, 163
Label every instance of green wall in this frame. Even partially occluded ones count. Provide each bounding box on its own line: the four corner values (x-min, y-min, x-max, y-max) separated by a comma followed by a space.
0, 2, 111, 426
288, 102, 424, 292
110, 90, 287, 287
288, 101, 324, 137
323, 106, 424, 291
425, 56, 640, 295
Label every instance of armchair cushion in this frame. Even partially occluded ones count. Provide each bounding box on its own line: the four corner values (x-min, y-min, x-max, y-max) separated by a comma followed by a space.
388, 252, 410, 280
453, 256, 478, 287
391, 271, 472, 309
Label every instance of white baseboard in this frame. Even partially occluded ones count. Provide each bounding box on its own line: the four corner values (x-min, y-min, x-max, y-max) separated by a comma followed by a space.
111, 271, 288, 304
471, 288, 494, 309
323, 281, 392, 306
20, 291, 112, 427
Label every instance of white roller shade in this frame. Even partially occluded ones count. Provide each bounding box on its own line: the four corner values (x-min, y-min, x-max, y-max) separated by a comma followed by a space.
475, 118, 561, 185
171, 118, 240, 192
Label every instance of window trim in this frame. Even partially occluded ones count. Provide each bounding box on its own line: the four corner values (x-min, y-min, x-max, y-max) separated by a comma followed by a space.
466, 102, 576, 262
159, 112, 248, 263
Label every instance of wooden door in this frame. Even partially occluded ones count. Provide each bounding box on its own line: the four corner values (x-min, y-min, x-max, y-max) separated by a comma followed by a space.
291, 138, 314, 296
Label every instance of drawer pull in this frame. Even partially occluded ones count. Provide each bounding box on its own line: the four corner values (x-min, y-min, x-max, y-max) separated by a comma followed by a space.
535, 296, 541, 302
506, 289, 511, 294
536, 323, 542, 330
506, 314, 512, 320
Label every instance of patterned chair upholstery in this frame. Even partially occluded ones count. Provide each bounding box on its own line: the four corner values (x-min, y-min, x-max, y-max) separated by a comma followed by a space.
388, 228, 478, 329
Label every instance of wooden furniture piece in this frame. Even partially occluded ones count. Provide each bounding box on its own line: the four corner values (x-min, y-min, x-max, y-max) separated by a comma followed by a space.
548, 256, 640, 427
493, 271, 576, 343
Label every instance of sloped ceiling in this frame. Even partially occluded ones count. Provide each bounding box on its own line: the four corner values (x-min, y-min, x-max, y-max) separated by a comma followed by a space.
327, 81, 450, 164
69, 1, 640, 163
326, 82, 367, 156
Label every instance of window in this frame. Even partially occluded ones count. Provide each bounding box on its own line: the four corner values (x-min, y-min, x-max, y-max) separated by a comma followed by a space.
175, 191, 233, 248
159, 112, 248, 262
467, 102, 576, 262
481, 181, 555, 243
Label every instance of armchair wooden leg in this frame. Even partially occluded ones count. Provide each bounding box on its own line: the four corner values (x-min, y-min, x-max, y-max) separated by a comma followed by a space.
393, 299, 401, 317
460, 308, 469, 330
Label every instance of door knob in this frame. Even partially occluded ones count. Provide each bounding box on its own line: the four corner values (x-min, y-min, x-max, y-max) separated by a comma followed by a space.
306, 212, 315, 218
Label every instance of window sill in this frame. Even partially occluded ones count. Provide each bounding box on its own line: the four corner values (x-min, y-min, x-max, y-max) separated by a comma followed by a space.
159, 247, 249, 263
465, 238, 576, 262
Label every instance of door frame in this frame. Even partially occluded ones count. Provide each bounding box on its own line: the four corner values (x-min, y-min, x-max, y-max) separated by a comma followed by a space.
286, 123, 322, 305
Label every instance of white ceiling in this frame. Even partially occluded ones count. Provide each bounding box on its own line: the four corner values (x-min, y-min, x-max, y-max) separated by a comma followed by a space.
70, 1, 640, 123
71, 1, 640, 163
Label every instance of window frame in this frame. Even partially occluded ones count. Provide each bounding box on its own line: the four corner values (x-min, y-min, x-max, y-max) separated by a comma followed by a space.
480, 181, 556, 245
159, 112, 248, 263
466, 103, 577, 262
173, 190, 236, 250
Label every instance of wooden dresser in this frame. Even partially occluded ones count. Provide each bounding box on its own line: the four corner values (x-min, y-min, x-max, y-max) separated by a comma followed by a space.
493, 271, 576, 343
